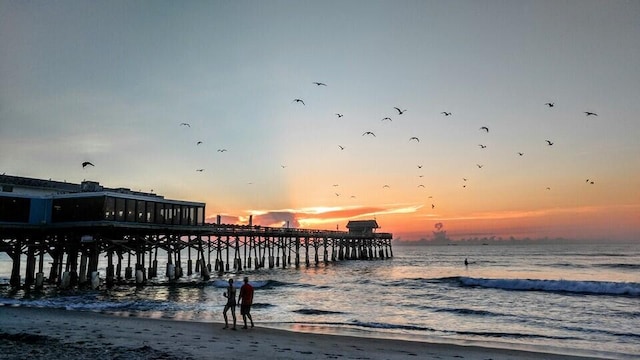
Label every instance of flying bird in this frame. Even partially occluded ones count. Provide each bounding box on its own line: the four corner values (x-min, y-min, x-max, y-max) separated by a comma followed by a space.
381, 117, 392, 122
417, 165, 423, 168
480, 126, 489, 132
82, 161, 94, 168
217, 149, 227, 152
383, 184, 390, 188
418, 184, 425, 188
441, 112, 452, 116
196, 141, 203, 145
431, 204, 435, 209
585, 112, 598, 116
335, 193, 340, 197
545, 140, 554, 146
281, 165, 287, 168
180, 123, 191, 127
196, 169, 204, 172
338, 145, 345, 150
293, 98, 305, 105
462, 178, 467, 181
476, 164, 483, 168
478, 144, 487, 149
545, 102, 555, 108
313, 82, 327, 86
394, 107, 407, 115
409, 137, 420, 142
336, 113, 344, 118
517, 152, 524, 156
362, 131, 376, 137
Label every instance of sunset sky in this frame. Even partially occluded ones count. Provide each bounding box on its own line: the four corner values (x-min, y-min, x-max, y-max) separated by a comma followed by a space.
1, 1, 638, 242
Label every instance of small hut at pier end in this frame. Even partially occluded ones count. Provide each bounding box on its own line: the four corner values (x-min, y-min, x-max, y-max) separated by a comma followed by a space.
346, 220, 379, 235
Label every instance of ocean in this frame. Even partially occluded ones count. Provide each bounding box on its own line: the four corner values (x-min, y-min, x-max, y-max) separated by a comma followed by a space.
1, 242, 639, 359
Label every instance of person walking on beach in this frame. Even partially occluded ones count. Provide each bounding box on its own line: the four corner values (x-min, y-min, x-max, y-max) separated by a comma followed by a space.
238, 276, 255, 329
222, 278, 237, 330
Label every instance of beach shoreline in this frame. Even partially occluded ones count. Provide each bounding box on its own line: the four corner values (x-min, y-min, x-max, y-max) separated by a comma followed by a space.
0, 306, 612, 360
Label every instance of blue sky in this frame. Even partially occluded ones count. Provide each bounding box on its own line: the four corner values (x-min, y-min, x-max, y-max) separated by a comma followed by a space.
1, 1, 639, 241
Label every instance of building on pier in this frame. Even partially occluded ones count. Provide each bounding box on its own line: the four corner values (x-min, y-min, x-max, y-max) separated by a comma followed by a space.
1, 174, 393, 290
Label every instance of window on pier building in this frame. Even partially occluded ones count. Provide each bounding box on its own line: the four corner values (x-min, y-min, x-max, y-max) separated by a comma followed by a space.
197, 207, 204, 225
146, 202, 155, 223
136, 200, 145, 222
0, 196, 30, 223
164, 204, 173, 224
115, 198, 125, 221
52, 197, 104, 222
126, 199, 136, 222
173, 205, 181, 225
155, 203, 165, 224
182, 205, 191, 225
104, 197, 115, 221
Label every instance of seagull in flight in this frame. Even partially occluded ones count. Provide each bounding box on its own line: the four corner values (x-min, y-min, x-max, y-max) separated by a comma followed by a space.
82, 161, 95, 168
362, 131, 376, 137
441, 112, 452, 116
293, 98, 305, 105
313, 82, 327, 86
478, 144, 487, 149
381, 117, 392, 122
394, 107, 407, 115
196, 169, 204, 172
281, 165, 287, 168
336, 113, 344, 118
338, 145, 345, 150
217, 149, 227, 152
545, 102, 555, 108
480, 126, 489, 132
196, 141, 203, 145
517, 152, 524, 156
409, 137, 420, 142
417, 165, 423, 169
545, 140, 554, 146
476, 164, 484, 168
383, 184, 390, 188
418, 184, 425, 188
180, 122, 191, 127
585, 112, 598, 116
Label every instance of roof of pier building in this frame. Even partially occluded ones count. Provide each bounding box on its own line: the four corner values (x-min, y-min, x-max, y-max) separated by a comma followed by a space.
346, 220, 379, 234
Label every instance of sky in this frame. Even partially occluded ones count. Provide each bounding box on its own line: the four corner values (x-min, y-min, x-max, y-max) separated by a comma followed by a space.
1, 1, 639, 242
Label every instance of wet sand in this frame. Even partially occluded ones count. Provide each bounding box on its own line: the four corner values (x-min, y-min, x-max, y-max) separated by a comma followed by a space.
0, 306, 604, 359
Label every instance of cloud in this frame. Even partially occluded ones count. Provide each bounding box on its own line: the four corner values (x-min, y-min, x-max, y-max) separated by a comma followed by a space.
239, 204, 423, 228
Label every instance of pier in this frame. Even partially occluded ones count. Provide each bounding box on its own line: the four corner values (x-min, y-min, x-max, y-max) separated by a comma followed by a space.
0, 175, 393, 289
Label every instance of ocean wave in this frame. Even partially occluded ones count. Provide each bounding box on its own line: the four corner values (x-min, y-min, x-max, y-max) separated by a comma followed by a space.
457, 277, 640, 296
293, 308, 344, 315
434, 307, 505, 317
210, 279, 286, 289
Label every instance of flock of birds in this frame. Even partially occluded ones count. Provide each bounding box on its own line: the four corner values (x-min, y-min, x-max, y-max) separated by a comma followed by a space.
80, 81, 600, 214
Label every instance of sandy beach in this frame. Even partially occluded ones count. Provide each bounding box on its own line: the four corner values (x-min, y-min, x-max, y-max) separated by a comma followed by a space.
0, 306, 605, 360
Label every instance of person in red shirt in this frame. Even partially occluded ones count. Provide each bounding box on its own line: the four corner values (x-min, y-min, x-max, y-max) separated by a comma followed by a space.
238, 276, 255, 329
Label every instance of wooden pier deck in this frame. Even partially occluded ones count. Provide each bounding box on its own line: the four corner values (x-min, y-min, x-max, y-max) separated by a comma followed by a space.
0, 221, 393, 289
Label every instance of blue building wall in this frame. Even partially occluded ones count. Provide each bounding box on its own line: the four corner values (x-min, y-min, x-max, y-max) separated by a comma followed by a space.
28, 198, 51, 225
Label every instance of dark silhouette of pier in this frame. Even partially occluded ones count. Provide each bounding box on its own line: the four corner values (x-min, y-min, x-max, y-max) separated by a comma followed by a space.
0, 175, 392, 289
